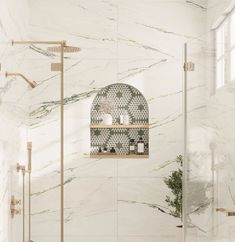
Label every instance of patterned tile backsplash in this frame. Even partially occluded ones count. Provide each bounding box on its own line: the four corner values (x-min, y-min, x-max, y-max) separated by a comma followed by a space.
90, 83, 149, 155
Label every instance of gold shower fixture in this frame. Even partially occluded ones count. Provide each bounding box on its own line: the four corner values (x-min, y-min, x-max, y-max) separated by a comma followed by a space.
10, 195, 21, 219
11, 39, 81, 242
47, 45, 81, 53
5, 72, 37, 88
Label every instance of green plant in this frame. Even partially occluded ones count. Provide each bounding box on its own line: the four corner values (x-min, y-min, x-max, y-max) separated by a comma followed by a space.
164, 155, 183, 219
164, 155, 211, 224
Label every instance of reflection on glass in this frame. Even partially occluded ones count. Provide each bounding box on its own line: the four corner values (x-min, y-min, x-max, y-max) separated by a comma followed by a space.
216, 59, 224, 89
231, 12, 235, 47
216, 27, 225, 59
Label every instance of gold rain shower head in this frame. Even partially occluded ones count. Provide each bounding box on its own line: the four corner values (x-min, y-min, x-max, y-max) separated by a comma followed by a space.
47, 45, 81, 53
5, 72, 37, 88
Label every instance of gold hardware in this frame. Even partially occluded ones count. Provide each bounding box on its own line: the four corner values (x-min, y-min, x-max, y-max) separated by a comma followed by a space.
10, 208, 21, 218
5, 72, 37, 88
27, 141, 32, 150
12, 39, 80, 242
10, 196, 21, 218
216, 208, 235, 216
51, 63, 62, 71
11, 195, 21, 206
184, 62, 195, 71
27, 141, 32, 241
47, 45, 81, 53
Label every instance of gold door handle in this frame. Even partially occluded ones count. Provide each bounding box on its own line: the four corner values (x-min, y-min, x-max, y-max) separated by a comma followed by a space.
216, 208, 235, 216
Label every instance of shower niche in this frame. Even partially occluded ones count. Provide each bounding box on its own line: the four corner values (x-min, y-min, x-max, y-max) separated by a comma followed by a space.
90, 83, 149, 158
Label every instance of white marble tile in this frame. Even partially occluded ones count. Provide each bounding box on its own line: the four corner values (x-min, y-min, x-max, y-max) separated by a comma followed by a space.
118, 178, 181, 237
64, 178, 117, 236
0, 0, 215, 241
32, 236, 117, 242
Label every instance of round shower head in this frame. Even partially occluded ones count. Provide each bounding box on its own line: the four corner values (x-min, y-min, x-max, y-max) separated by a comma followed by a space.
47, 45, 81, 53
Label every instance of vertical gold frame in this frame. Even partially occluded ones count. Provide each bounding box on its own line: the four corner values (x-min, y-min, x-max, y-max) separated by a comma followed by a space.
12, 40, 65, 242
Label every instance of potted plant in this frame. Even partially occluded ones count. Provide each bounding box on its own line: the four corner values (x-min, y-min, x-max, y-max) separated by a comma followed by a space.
164, 155, 211, 228
164, 155, 183, 227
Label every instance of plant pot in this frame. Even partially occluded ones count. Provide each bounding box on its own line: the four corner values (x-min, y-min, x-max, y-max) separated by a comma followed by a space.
103, 113, 112, 125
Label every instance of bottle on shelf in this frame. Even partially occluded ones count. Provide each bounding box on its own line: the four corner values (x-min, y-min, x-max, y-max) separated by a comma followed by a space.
103, 146, 108, 153
110, 147, 116, 153
137, 137, 144, 155
129, 139, 135, 154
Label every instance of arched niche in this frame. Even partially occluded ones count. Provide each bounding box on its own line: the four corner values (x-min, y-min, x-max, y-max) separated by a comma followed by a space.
90, 83, 149, 158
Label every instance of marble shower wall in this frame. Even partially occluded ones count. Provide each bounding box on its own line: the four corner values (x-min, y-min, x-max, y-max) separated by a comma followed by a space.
0, 0, 30, 241
25, 1, 208, 242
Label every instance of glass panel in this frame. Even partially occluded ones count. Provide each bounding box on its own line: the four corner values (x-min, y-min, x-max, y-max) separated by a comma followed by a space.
231, 12, 235, 47
185, 34, 213, 242
216, 59, 225, 89
216, 27, 224, 59
231, 49, 235, 81
217, 20, 230, 60
185, 30, 235, 242
28, 45, 61, 242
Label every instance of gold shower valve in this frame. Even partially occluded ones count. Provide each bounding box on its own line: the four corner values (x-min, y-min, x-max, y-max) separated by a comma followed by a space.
10, 195, 21, 218
10, 208, 21, 218
11, 195, 21, 206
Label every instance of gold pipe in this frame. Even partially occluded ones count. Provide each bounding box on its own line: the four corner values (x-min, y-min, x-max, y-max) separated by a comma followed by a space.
60, 41, 65, 242
12, 40, 65, 45
27, 142, 32, 242
17, 164, 26, 242
22, 170, 25, 242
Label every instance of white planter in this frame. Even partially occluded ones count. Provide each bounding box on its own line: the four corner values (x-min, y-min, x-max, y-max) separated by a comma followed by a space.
103, 113, 112, 125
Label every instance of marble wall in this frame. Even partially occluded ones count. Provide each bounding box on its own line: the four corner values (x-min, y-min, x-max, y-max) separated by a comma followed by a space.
0, 0, 209, 242
0, 0, 30, 241
26, 1, 207, 242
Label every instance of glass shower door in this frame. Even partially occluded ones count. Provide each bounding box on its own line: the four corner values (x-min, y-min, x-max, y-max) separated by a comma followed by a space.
185, 31, 235, 242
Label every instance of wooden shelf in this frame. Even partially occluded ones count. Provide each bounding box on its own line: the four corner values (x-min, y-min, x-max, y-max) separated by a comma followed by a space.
90, 154, 149, 159
90, 124, 149, 129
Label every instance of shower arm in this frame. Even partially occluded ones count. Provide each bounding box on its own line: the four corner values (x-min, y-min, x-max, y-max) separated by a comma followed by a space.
5, 72, 37, 88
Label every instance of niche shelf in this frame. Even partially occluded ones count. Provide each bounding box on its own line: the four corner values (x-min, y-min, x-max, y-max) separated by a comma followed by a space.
90, 154, 149, 159
90, 83, 149, 158
90, 124, 150, 129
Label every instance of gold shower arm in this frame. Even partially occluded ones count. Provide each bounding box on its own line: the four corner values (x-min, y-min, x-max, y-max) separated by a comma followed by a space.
12, 40, 66, 45
5, 72, 37, 88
